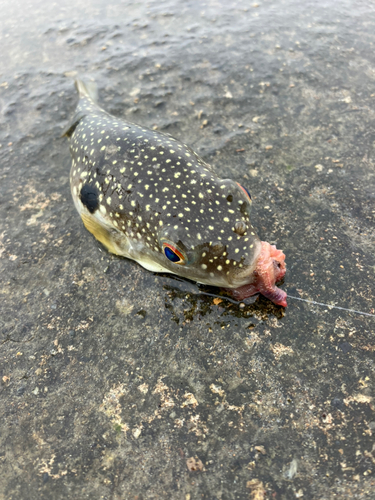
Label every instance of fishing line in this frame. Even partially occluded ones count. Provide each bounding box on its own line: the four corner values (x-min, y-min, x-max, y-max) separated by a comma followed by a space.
287, 295, 375, 318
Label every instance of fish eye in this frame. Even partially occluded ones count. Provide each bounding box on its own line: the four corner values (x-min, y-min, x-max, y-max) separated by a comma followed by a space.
236, 182, 252, 201
162, 242, 185, 265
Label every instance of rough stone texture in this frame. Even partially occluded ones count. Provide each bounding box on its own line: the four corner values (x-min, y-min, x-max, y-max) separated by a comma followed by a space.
0, 0, 374, 499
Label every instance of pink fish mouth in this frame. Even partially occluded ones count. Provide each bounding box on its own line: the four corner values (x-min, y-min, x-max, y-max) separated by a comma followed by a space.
224, 241, 287, 307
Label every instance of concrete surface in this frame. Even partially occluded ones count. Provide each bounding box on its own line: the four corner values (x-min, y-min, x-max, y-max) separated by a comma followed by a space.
0, 0, 374, 498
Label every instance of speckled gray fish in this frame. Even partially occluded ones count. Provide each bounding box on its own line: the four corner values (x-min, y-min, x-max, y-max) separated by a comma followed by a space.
64, 80, 287, 306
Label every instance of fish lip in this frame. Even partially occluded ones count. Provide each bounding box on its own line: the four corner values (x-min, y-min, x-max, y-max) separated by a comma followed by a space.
254, 240, 286, 281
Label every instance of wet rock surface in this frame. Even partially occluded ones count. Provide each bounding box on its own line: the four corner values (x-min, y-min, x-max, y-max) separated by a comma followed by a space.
0, 0, 374, 498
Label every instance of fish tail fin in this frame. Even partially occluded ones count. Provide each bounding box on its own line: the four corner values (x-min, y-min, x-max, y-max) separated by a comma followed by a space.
75, 79, 99, 103
62, 79, 99, 138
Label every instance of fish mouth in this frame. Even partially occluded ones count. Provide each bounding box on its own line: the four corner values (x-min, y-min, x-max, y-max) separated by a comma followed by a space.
223, 241, 287, 307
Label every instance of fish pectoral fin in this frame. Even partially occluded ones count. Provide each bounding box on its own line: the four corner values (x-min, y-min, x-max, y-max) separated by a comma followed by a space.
81, 213, 119, 255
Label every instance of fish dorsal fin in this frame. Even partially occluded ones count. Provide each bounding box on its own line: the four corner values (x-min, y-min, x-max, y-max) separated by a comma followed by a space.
61, 110, 87, 138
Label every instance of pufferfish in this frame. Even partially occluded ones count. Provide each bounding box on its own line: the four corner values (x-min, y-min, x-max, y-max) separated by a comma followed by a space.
64, 80, 287, 307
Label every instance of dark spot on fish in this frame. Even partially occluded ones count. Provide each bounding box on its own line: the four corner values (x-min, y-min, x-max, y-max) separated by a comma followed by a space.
80, 184, 99, 214
227, 194, 233, 202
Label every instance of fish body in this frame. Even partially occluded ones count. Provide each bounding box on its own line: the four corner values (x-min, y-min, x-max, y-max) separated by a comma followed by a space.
65, 80, 287, 306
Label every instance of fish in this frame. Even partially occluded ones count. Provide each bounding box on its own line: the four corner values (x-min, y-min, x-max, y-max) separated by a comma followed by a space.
64, 80, 287, 307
